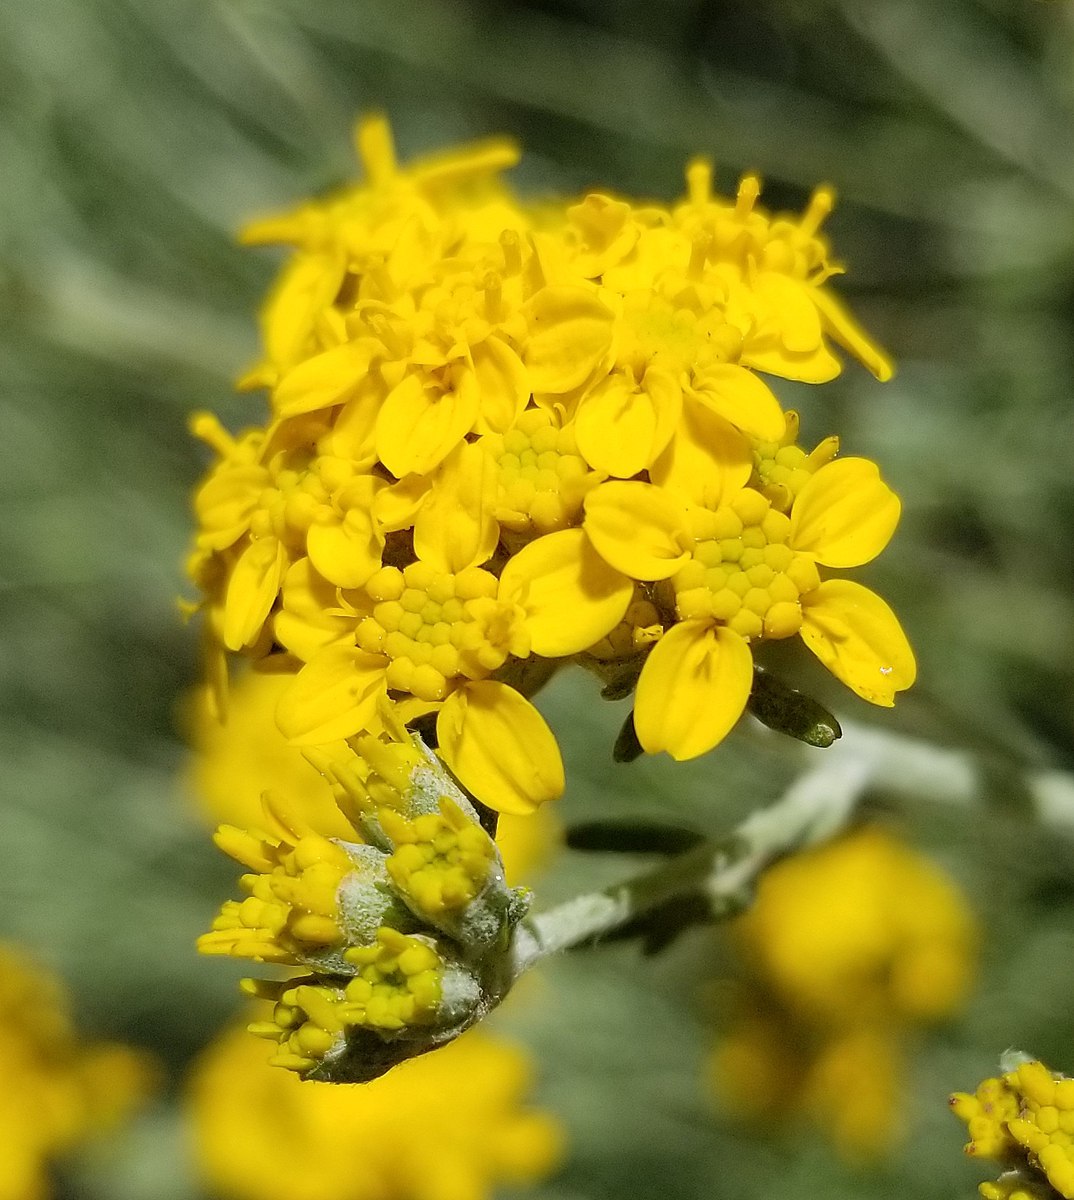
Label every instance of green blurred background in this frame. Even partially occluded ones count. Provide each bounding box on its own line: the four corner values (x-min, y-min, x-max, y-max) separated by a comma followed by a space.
4, 1, 1074, 1197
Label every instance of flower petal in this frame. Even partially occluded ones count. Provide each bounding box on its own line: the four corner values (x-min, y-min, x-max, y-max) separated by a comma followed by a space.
741, 341, 841, 384
813, 288, 894, 382
790, 458, 901, 567
274, 558, 357, 662
472, 337, 531, 435
753, 272, 823, 355
273, 340, 377, 418
583, 481, 690, 581
799, 579, 916, 706
193, 464, 266, 552
306, 477, 385, 589
634, 622, 753, 759
689, 363, 786, 442
650, 395, 752, 509
261, 253, 345, 375
499, 528, 633, 656
523, 286, 615, 394
373, 474, 431, 533
321, 374, 387, 468
575, 375, 656, 478
223, 537, 286, 650
575, 369, 681, 478
413, 441, 498, 574
437, 681, 565, 814
276, 645, 386, 743
376, 366, 480, 478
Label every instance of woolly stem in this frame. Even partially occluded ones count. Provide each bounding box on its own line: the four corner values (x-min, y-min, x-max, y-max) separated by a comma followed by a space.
510, 752, 870, 972
511, 716, 1074, 974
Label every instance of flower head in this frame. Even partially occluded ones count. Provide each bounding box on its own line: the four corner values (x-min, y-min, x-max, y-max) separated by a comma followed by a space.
188, 1021, 562, 1200
188, 115, 905, 810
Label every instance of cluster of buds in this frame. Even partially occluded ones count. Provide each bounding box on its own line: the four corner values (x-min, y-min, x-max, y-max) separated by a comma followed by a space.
187, 114, 914, 818
952, 1057, 1074, 1199
199, 704, 529, 1082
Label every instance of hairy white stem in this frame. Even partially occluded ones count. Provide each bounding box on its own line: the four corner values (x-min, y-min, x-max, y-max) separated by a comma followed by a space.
817, 718, 1074, 829
511, 753, 871, 973
510, 718, 1074, 974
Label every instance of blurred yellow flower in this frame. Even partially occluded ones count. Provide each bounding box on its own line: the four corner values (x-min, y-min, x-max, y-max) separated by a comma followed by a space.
733, 827, 975, 1025
712, 827, 976, 1159
713, 1016, 901, 1160
187, 114, 901, 814
0, 942, 155, 1200
187, 1021, 563, 1200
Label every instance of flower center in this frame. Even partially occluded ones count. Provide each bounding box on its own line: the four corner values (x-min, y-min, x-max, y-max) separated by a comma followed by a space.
670, 490, 820, 641
356, 561, 526, 701
616, 293, 701, 376
751, 434, 838, 514
483, 410, 594, 534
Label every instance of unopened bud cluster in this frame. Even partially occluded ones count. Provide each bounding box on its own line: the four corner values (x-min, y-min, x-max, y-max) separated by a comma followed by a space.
199, 709, 527, 1082
952, 1057, 1074, 1199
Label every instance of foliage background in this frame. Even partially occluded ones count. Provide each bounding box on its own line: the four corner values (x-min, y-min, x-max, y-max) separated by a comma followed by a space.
3, 1, 1074, 1197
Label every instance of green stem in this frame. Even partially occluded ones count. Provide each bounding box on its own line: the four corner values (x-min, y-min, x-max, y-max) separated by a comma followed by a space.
511, 753, 870, 972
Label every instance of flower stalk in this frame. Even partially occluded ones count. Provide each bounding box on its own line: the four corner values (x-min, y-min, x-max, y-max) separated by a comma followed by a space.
513, 716, 1074, 972
510, 750, 870, 973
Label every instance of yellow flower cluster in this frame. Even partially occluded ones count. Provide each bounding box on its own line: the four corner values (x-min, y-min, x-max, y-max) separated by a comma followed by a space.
0, 942, 154, 1200
197, 697, 536, 1081
712, 828, 976, 1159
188, 115, 912, 816
188, 1021, 562, 1200
953, 1059, 1074, 1199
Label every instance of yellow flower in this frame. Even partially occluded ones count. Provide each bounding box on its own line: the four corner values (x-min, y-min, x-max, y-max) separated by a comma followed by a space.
711, 1015, 902, 1161
732, 828, 975, 1026
713, 828, 976, 1159
188, 1021, 563, 1200
188, 114, 901, 811
579, 442, 913, 760
0, 942, 154, 1200
184, 667, 562, 880
953, 1060, 1074, 1200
